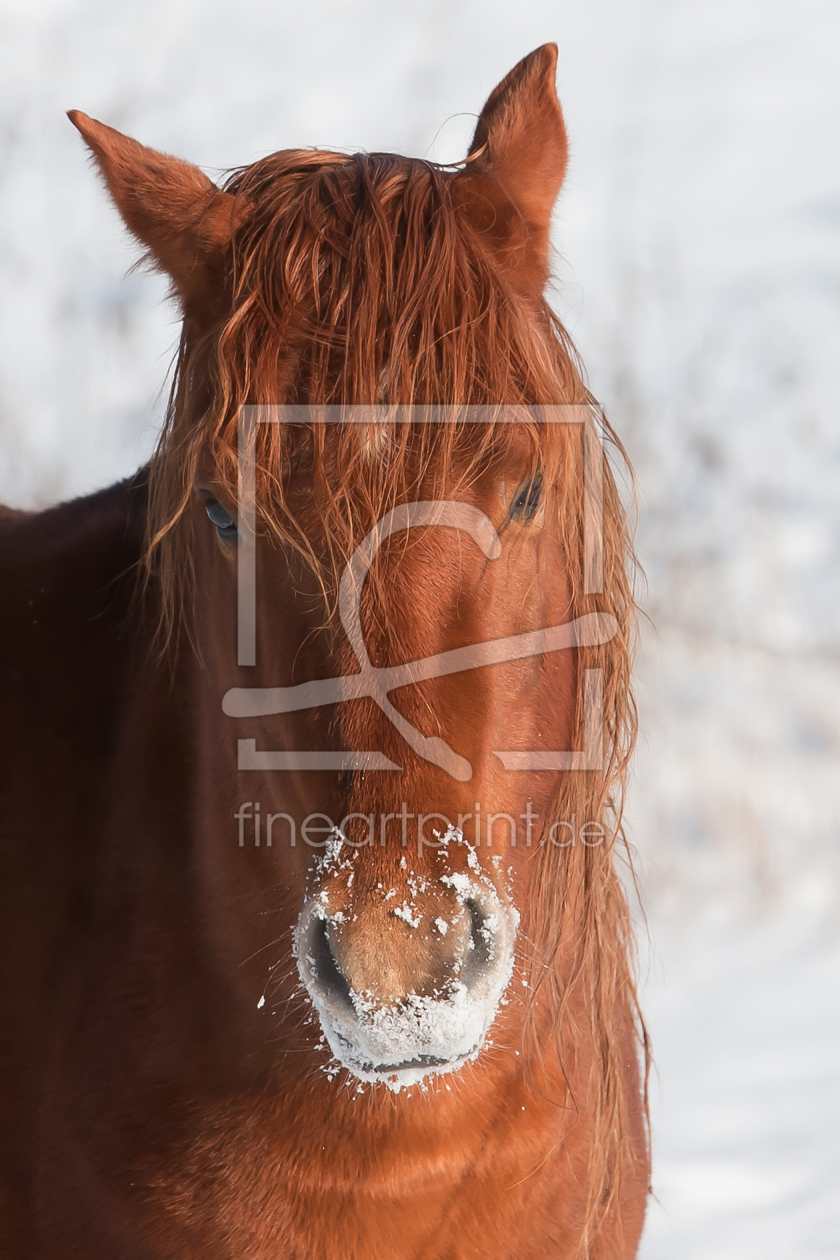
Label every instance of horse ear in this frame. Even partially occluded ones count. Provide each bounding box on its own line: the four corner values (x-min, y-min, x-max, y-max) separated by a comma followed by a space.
456, 44, 568, 297
68, 111, 239, 322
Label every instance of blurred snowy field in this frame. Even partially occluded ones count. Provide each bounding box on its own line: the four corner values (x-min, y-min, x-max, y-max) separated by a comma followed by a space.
1, 0, 838, 1255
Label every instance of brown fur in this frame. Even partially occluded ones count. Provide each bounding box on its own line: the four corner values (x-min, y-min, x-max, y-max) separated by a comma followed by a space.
0, 46, 648, 1258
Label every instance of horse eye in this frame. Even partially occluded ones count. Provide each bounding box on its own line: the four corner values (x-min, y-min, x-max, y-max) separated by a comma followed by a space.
205, 499, 238, 538
510, 475, 542, 522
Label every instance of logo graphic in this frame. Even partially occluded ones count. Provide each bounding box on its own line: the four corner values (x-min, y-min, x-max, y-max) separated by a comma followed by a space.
223, 406, 615, 779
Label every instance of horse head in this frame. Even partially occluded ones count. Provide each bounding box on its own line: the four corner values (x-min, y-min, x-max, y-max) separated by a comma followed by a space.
69, 47, 634, 1109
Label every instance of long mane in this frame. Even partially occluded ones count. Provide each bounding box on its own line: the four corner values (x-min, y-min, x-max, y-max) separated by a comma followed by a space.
146, 147, 647, 1250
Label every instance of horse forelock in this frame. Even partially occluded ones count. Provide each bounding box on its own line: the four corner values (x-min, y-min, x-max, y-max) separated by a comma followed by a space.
148, 149, 595, 614
143, 145, 647, 1250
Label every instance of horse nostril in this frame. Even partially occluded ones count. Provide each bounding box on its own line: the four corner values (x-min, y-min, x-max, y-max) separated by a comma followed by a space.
461, 897, 495, 984
310, 918, 354, 1013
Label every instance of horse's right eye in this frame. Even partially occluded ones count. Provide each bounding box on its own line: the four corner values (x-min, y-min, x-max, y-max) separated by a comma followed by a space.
205, 499, 238, 539
510, 474, 542, 522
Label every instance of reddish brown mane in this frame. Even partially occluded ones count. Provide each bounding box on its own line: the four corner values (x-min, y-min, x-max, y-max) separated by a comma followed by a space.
148, 147, 586, 586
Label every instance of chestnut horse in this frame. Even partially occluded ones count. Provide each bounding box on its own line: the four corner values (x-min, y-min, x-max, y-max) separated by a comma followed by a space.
0, 45, 648, 1259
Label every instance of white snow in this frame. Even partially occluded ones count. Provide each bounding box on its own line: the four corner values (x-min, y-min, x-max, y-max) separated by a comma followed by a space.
639, 918, 840, 1260
440, 872, 472, 898
392, 901, 421, 929
3, 1, 839, 1251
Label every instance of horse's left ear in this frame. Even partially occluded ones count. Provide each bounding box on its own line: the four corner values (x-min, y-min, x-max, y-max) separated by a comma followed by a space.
68, 111, 240, 324
455, 44, 568, 298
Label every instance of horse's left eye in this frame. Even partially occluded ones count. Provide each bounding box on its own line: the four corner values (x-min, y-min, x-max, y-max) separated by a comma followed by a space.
510, 475, 542, 522
205, 500, 238, 538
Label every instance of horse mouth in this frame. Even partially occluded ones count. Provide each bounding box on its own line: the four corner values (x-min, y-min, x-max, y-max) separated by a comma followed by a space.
373, 1053, 455, 1071
344, 1044, 480, 1077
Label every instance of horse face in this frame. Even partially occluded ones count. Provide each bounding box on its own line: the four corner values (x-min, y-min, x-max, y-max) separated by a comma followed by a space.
71, 44, 583, 1088
193, 424, 576, 1087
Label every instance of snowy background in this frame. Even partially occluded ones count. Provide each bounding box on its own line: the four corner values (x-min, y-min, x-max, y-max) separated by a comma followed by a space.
1, 1, 838, 1254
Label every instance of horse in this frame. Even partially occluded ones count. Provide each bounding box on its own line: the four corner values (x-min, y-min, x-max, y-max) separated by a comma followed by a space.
0, 44, 649, 1258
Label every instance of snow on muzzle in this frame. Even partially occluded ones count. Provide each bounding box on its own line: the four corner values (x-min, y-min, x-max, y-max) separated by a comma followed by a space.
295, 865, 518, 1091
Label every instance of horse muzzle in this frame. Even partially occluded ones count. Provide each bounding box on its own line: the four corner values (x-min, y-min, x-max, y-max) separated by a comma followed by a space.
295, 859, 518, 1091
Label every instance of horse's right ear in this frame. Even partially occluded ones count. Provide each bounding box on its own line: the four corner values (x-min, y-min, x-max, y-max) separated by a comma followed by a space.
68, 112, 240, 322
